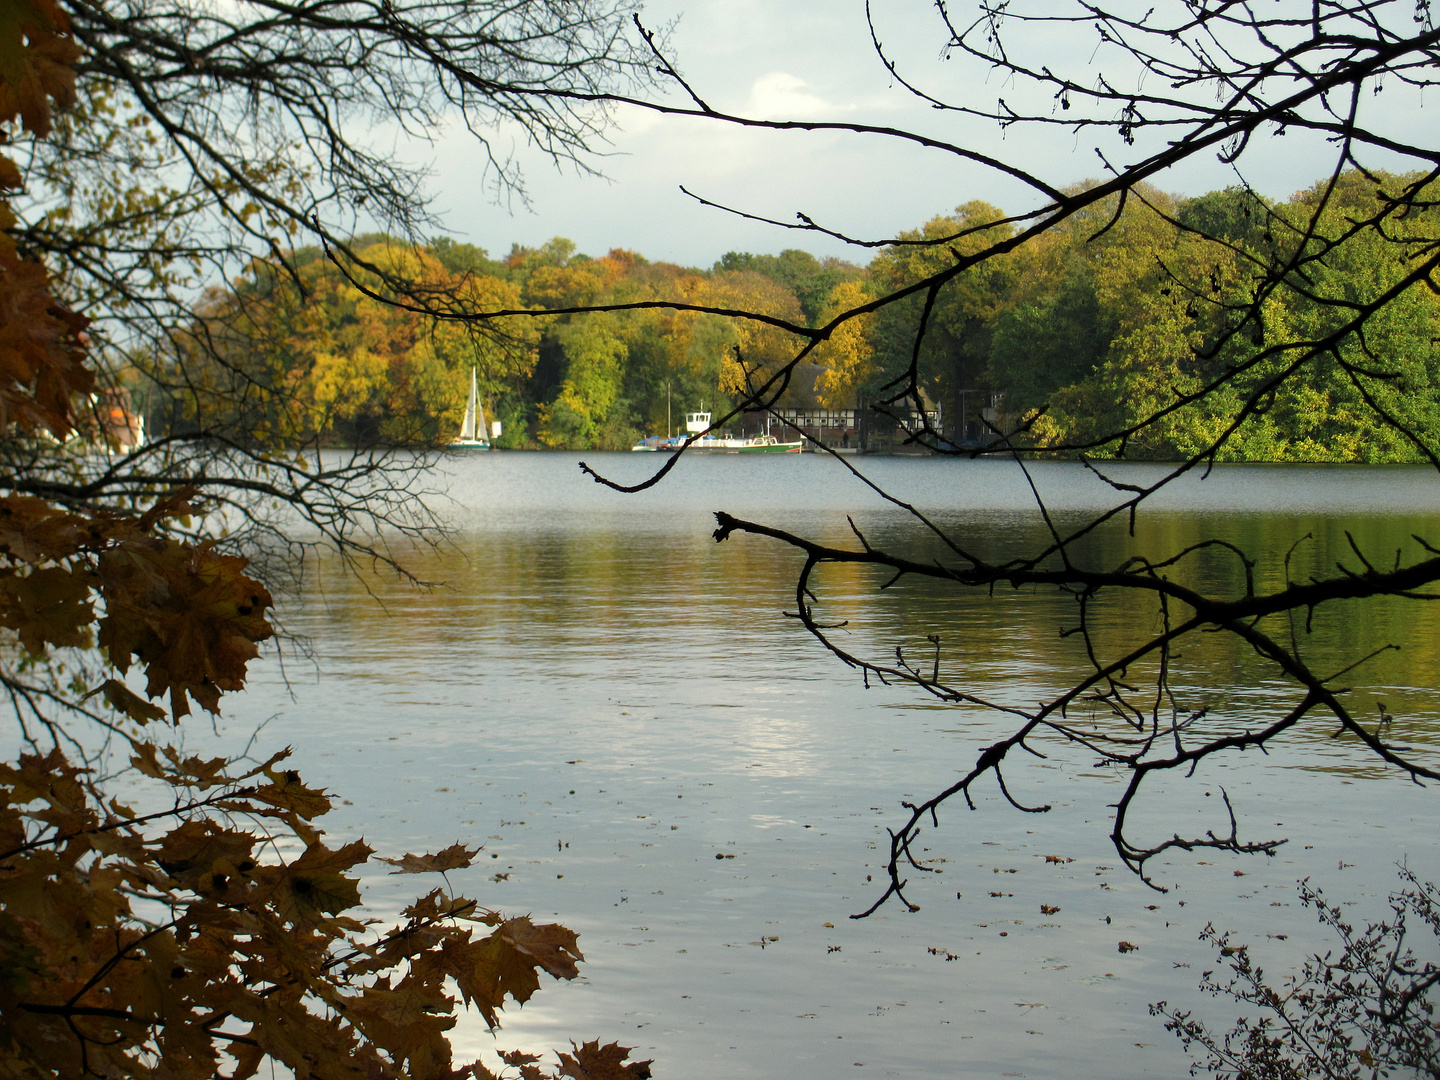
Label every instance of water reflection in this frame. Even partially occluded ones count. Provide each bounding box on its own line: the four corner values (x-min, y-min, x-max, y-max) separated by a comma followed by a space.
802, 500, 1440, 773
224, 453, 1439, 1080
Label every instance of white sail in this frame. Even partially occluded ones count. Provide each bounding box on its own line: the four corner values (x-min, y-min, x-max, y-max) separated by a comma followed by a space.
459, 368, 478, 442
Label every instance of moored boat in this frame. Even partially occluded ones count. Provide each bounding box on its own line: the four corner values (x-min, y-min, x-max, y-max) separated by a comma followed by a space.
733, 434, 802, 453
631, 435, 682, 451
452, 368, 491, 450
629, 413, 802, 453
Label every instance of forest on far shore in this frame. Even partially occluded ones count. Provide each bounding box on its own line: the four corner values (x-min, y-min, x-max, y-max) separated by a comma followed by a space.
164, 169, 1440, 460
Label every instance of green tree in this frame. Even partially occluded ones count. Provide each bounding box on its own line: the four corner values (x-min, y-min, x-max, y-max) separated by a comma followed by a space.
1176, 186, 1274, 248
427, 237, 510, 281
537, 315, 630, 448
986, 269, 1104, 420
1024, 175, 1440, 460
866, 201, 1014, 439
714, 249, 863, 324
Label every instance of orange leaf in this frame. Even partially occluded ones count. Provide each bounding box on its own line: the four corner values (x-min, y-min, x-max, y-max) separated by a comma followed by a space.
556, 1040, 653, 1080
86, 679, 166, 725
0, 564, 93, 653
0, 0, 79, 137
499, 916, 583, 981
97, 539, 273, 718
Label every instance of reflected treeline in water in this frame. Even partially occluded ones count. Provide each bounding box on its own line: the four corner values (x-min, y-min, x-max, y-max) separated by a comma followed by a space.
797, 504, 1440, 779
290, 462, 1440, 775
286, 509, 841, 688
697, 459, 1440, 904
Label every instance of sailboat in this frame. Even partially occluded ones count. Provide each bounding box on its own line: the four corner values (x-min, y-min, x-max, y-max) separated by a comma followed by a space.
451, 367, 491, 450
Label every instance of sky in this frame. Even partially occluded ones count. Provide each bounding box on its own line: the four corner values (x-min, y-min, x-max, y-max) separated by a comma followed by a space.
411, 0, 1431, 269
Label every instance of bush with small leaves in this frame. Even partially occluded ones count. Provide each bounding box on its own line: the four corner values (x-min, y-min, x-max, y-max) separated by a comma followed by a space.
1152, 870, 1439, 1080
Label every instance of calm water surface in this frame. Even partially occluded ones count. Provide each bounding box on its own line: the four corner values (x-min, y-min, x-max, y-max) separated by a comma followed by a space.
214, 454, 1439, 1079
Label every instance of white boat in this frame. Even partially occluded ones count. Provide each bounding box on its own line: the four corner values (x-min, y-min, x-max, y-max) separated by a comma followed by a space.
452, 367, 491, 450
629, 411, 801, 453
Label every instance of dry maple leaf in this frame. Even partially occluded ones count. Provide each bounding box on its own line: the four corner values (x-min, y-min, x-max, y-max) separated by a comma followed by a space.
250, 764, 332, 819
499, 916, 583, 981
0, 564, 93, 653
98, 539, 274, 718
87, 678, 167, 725
443, 917, 583, 1029
0, 0, 79, 136
556, 1040, 654, 1080
0, 253, 93, 435
0, 496, 91, 563
501, 1050, 544, 1066
379, 842, 481, 874
250, 838, 372, 928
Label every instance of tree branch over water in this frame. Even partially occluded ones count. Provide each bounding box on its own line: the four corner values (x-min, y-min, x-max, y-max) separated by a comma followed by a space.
476, 0, 1440, 911
710, 508, 1440, 907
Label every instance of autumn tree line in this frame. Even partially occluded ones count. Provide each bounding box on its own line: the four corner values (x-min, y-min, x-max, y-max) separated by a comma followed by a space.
170, 170, 1440, 459
169, 238, 866, 450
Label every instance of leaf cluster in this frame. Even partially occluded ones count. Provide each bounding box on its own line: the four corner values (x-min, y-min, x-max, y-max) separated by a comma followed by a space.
0, 486, 273, 721
0, 0, 91, 440
1153, 870, 1440, 1079
0, 745, 652, 1080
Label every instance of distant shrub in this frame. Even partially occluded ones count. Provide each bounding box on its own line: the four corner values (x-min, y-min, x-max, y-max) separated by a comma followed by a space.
1153, 870, 1439, 1079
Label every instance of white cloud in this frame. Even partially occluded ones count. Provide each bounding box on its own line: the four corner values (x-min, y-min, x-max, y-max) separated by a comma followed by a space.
422, 0, 1415, 267
744, 72, 846, 120
612, 101, 665, 137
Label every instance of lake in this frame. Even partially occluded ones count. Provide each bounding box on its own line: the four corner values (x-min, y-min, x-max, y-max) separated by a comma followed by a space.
212, 452, 1440, 1079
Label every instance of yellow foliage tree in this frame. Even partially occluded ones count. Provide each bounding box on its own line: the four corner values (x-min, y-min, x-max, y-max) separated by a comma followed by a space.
181, 241, 539, 447
666, 271, 804, 399
812, 279, 875, 410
